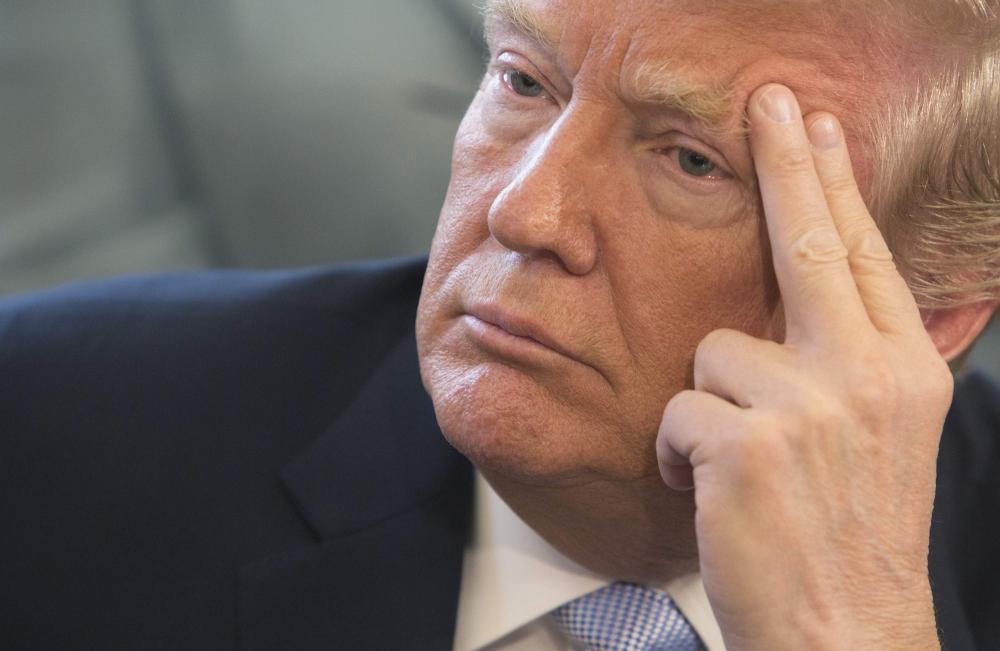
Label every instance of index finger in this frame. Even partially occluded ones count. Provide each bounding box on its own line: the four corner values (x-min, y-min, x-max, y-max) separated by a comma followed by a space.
748, 84, 870, 343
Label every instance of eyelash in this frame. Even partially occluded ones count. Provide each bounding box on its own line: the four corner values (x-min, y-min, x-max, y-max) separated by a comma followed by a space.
493, 64, 551, 101
491, 62, 729, 184
663, 147, 730, 182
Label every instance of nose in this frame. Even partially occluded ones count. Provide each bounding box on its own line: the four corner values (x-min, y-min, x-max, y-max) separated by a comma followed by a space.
487, 111, 602, 276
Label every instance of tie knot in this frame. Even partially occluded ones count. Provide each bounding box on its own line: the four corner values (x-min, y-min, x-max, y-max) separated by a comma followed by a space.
550, 582, 703, 651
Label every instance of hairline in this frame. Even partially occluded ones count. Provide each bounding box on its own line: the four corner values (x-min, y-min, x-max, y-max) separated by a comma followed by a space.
482, 0, 740, 133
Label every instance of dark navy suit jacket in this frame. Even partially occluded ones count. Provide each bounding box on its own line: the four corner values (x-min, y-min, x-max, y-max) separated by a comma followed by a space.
0, 257, 997, 650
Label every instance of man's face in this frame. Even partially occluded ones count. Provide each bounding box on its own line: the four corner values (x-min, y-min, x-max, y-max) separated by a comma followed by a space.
416, 0, 890, 484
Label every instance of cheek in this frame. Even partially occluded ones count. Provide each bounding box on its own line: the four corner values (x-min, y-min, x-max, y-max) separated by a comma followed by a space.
420, 94, 530, 340
434, 94, 528, 236
427, 109, 506, 268
613, 220, 778, 396
640, 160, 753, 229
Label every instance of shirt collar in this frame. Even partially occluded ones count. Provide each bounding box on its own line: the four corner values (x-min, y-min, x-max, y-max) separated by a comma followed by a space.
452, 472, 726, 651
453, 472, 607, 651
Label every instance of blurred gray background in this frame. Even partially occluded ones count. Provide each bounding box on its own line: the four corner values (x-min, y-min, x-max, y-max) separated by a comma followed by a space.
2, 0, 999, 374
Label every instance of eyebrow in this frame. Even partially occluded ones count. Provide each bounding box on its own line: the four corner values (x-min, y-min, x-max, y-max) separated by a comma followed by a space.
626, 61, 739, 133
483, 0, 556, 50
483, 0, 742, 135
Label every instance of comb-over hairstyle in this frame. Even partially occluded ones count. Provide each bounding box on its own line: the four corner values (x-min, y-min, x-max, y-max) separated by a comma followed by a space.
704, 0, 1000, 308
863, 0, 1000, 308
481, 0, 1000, 308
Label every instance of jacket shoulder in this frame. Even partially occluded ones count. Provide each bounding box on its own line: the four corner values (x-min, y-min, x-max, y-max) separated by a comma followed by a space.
0, 255, 429, 419
0, 256, 431, 648
0, 255, 427, 377
932, 368, 1000, 650
0, 255, 428, 331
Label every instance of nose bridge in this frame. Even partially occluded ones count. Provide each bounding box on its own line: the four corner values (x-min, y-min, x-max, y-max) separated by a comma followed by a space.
521, 106, 603, 196
487, 103, 608, 275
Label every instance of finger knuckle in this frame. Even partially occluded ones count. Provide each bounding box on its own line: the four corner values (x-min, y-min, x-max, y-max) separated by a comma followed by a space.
916, 356, 955, 411
850, 242, 898, 282
662, 390, 697, 426
776, 374, 843, 432
694, 328, 739, 372
747, 411, 783, 442
848, 358, 899, 413
790, 227, 850, 266
843, 225, 886, 249
730, 414, 791, 479
795, 395, 842, 439
849, 256, 899, 282
839, 224, 876, 250
848, 351, 952, 422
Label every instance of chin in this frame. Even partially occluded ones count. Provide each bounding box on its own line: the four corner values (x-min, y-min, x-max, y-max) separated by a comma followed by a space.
421, 353, 658, 486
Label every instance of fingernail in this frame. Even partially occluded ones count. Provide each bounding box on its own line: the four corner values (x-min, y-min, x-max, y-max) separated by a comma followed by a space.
808, 116, 841, 150
757, 85, 796, 123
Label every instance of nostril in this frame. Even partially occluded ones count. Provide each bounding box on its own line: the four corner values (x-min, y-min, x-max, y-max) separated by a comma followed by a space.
487, 200, 597, 275
487, 176, 598, 274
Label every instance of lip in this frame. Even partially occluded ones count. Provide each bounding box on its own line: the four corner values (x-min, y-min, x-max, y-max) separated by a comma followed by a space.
462, 303, 580, 363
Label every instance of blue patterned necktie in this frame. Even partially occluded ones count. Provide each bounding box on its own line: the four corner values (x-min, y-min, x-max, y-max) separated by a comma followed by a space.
550, 581, 705, 651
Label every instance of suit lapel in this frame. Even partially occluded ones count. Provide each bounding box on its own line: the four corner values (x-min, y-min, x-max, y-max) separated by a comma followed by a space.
238, 333, 473, 650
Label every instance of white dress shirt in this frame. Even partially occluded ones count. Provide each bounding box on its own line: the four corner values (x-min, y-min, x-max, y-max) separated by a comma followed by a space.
453, 472, 727, 651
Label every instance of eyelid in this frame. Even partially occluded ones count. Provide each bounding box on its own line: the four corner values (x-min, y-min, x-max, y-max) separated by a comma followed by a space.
658, 133, 733, 177
491, 52, 556, 101
669, 146, 730, 179
653, 144, 734, 194
665, 146, 733, 185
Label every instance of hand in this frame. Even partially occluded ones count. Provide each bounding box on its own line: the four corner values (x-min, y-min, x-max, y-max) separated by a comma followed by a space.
656, 84, 952, 651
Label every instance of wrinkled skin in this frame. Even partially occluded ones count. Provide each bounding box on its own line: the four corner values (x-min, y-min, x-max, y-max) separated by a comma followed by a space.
416, 0, 992, 648
418, 0, 882, 510
654, 86, 955, 649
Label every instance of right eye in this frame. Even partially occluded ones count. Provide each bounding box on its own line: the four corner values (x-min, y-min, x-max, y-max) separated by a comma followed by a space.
675, 147, 721, 178
502, 69, 545, 98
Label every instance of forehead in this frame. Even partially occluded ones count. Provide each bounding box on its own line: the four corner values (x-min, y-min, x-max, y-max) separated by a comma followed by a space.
486, 0, 887, 133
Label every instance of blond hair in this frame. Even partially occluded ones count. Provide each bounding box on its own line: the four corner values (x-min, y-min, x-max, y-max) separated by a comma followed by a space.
866, 1, 1000, 308
483, 0, 1000, 307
